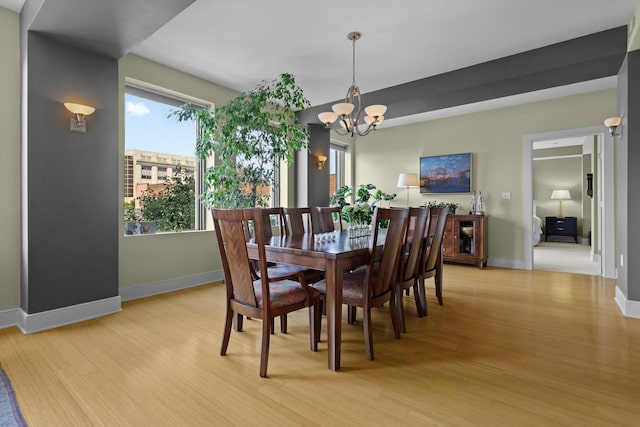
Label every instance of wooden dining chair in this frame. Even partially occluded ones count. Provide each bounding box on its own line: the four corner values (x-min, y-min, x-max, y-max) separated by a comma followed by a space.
312, 206, 343, 234
312, 207, 409, 360
282, 207, 313, 235
394, 207, 430, 333
248, 207, 320, 334
212, 208, 321, 378
416, 207, 449, 316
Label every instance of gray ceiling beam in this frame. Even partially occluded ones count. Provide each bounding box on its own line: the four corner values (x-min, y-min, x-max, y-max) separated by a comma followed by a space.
299, 26, 627, 125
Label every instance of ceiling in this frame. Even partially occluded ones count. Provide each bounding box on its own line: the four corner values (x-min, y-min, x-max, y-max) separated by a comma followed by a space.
2, 0, 637, 122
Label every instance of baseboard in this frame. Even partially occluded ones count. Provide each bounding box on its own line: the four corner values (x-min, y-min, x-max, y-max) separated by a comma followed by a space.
119, 270, 224, 302
488, 257, 527, 270
18, 296, 122, 334
615, 286, 640, 319
0, 308, 20, 330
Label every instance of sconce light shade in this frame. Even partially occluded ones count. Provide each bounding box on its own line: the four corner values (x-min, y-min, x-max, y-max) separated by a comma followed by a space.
317, 154, 328, 170
64, 102, 95, 133
604, 116, 621, 139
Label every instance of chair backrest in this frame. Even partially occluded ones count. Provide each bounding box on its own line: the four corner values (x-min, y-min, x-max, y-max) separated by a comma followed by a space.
283, 207, 312, 235
367, 208, 409, 298
312, 206, 342, 234
399, 207, 430, 282
257, 207, 285, 239
212, 208, 269, 308
422, 207, 449, 273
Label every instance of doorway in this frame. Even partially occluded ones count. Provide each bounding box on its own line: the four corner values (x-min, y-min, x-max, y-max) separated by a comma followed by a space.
532, 136, 600, 275
522, 126, 615, 278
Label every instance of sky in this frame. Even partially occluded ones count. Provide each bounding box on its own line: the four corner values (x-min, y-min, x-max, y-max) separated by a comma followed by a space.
125, 93, 196, 157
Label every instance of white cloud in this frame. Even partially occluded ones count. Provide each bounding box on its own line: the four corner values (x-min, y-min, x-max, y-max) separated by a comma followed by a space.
126, 101, 151, 117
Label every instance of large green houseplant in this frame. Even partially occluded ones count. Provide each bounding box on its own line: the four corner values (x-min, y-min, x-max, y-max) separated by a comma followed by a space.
171, 73, 310, 208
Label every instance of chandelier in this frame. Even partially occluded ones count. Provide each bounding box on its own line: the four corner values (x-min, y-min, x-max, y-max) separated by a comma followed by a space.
317, 31, 387, 137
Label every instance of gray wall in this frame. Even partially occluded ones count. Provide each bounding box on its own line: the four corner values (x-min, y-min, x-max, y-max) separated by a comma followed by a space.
22, 32, 119, 313
301, 124, 330, 207
617, 49, 640, 301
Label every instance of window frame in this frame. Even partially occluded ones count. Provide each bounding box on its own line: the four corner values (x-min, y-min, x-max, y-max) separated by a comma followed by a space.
124, 83, 208, 231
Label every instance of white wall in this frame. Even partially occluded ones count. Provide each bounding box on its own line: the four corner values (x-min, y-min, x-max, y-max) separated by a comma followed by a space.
353, 89, 617, 267
0, 7, 20, 311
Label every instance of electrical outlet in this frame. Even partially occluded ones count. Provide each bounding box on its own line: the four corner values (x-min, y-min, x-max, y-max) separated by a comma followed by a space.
502, 192, 511, 200
621, 254, 624, 267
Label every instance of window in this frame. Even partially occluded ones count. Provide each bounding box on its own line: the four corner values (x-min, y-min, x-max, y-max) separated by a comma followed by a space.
157, 167, 168, 180
140, 165, 152, 180
124, 84, 206, 233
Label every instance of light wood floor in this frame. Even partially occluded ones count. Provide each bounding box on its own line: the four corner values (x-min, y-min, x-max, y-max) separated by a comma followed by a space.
1, 266, 639, 426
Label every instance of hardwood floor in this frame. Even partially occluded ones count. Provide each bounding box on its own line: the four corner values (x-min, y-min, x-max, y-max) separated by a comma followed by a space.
1, 266, 639, 426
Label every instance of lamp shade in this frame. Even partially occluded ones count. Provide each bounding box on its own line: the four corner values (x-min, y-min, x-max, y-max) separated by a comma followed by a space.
64, 102, 95, 116
397, 173, 419, 187
604, 116, 621, 127
364, 104, 387, 117
550, 189, 571, 200
318, 111, 338, 125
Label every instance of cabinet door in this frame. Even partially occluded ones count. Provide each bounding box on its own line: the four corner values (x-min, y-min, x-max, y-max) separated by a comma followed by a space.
441, 217, 454, 257
454, 218, 480, 259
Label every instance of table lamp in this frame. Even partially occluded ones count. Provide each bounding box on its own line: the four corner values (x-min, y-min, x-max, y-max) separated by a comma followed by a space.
550, 189, 571, 218
397, 173, 419, 207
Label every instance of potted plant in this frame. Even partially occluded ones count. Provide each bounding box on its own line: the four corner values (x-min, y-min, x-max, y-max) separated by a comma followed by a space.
330, 184, 396, 227
426, 200, 460, 214
171, 73, 310, 208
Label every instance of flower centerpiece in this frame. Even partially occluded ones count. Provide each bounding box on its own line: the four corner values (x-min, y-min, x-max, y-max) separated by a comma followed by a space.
330, 184, 396, 236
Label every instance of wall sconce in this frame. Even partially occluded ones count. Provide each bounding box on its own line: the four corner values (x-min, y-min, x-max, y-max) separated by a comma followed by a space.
316, 155, 327, 170
604, 116, 622, 140
64, 102, 95, 133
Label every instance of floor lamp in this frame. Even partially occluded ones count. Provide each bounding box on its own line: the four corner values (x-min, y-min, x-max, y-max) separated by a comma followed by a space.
397, 173, 419, 207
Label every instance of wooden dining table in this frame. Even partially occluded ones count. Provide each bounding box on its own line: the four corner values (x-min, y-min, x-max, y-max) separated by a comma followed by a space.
246, 230, 375, 371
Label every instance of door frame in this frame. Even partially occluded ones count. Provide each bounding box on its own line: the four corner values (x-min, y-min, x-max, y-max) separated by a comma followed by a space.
522, 125, 615, 277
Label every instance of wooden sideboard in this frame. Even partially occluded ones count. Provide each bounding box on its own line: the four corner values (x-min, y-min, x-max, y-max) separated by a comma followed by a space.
440, 214, 488, 269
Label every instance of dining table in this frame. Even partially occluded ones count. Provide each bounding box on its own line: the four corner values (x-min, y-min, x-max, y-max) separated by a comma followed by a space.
246, 230, 376, 371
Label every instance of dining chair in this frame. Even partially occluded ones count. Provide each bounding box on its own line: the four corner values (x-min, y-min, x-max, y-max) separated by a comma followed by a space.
394, 207, 430, 333
312, 207, 409, 360
416, 207, 449, 316
253, 207, 322, 333
312, 206, 343, 234
282, 207, 313, 235
212, 208, 321, 378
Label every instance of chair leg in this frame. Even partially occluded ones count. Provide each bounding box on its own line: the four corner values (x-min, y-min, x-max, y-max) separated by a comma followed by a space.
395, 285, 406, 334
233, 312, 244, 331
309, 303, 320, 351
220, 307, 234, 355
260, 317, 271, 378
416, 276, 427, 317
347, 305, 357, 324
435, 270, 443, 305
280, 314, 288, 333
412, 282, 423, 318
389, 293, 401, 339
315, 299, 323, 345
270, 318, 275, 334
363, 306, 374, 360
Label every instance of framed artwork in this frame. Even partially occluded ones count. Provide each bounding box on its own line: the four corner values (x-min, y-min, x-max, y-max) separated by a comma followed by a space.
125, 221, 156, 235
420, 153, 472, 193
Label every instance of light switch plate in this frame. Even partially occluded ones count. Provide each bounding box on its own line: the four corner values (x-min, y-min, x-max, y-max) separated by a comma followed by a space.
502, 192, 511, 200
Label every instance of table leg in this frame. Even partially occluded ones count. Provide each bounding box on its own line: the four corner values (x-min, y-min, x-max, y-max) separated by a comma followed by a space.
325, 259, 342, 371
